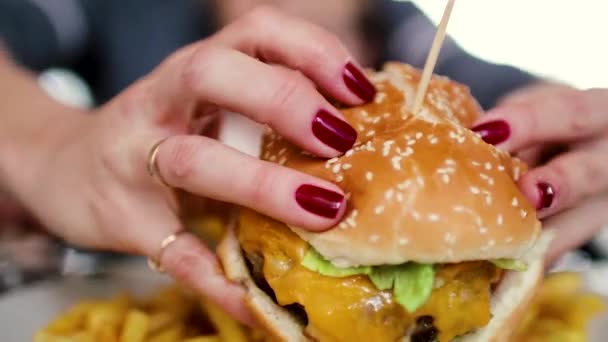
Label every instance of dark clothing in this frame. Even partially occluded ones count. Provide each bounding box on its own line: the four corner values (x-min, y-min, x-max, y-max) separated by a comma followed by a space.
0, 0, 536, 108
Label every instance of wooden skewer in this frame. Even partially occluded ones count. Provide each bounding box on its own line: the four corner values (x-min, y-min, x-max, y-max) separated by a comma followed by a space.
411, 0, 456, 115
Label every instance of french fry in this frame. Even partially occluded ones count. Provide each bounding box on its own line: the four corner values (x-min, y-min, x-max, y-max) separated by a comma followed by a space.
200, 299, 248, 342
181, 336, 221, 342
119, 310, 149, 342
147, 323, 185, 342
42, 301, 98, 334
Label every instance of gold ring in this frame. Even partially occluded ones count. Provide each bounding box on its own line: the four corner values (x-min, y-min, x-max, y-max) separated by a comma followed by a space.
147, 230, 187, 273
147, 137, 171, 187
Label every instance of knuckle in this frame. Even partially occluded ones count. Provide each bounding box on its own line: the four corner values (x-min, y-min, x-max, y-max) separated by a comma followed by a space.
243, 5, 280, 30
181, 43, 218, 93
164, 250, 201, 286
563, 89, 594, 132
247, 164, 279, 206
162, 136, 204, 183
265, 70, 307, 122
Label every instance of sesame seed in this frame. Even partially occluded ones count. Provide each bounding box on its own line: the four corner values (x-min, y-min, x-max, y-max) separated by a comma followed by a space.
484, 162, 492, 170
475, 216, 483, 226
398, 238, 409, 246
370, 234, 380, 243
430, 137, 439, 144
374, 206, 385, 215
480, 227, 488, 234
444, 232, 456, 244
415, 132, 423, 140
457, 136, 465, 144
402, 147, 414, 157
366, 140, 375, 151
497, 165, 506, 172
361, 110, 369, 117
339, 222, 348, 229
365, 172, 374, 181
488, 239, 496, 247
428, 213, 440, 222
397, 180, 412, 190
470, 186, 481, 194
336, 175, 344, 182
442, 174, 450, 184
375, 93, 387, 104
279, 157, 287, 165
383, 112, 391, 118
520, 209, 528, 218
372, 117, 381, 124
416, 176, 425, 187
512, 197, 519, 207
497, 214, 504, 226
342, 163, 352, 170
385, 189, 394, 200
278, 147, 287, 155
357, 124, 365, 131
346, 217, 356, 227
269, 155, 277, 162
327, 157, 339, 164
267, 141, 274, 148
396, 192, 404, 202
472, 161, 481, 166
453, 205, 465, 213
411, 211, 421, 221
407, 139, 416, 146
513, 166, 521, 180
391, 156, 402, 170
445, 159, 455, 165
345, 149, 354, 157
332, 164, 341, 173
366, 130, 375, 137
485, 195, 492, 205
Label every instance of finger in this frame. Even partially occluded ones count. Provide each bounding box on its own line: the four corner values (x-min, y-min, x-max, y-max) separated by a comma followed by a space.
472, 88, 608, 151
518, 148, 608, 219
154, 135, 347, 231
543, 193, 608, 267
125, 203, 254, 326
212, 6, 376, 104
155, 45, 357, 157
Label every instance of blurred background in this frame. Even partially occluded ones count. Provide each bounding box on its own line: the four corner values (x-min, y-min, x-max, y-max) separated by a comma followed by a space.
1, 0, 607, 297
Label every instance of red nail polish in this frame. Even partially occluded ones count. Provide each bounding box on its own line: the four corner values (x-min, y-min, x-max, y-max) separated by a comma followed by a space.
343, 62, 376, 102
537, 182, 555, 210
295, 184, 344, 219
312, 109, 357, 152
471, 120, 511, 145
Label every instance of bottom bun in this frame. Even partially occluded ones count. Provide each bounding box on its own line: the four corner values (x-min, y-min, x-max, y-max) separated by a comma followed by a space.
217, 217, 553, 342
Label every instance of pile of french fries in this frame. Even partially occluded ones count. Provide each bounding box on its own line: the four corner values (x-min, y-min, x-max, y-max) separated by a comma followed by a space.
512, 272, 606, 342
34, 285, 268, 342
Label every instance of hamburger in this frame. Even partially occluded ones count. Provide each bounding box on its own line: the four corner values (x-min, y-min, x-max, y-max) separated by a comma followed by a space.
218, 62, 552, 341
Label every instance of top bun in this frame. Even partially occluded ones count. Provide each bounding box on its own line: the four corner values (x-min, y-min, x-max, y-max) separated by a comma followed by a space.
260, 62, 541, 267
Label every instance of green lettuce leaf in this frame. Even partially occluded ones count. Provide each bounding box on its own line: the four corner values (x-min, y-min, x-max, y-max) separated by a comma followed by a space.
301, 249, 435, 312
301, 248, 372, 277
491, 258, 528, 271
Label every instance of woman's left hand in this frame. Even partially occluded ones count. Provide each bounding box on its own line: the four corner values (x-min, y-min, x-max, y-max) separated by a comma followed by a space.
471, 84, 608, 265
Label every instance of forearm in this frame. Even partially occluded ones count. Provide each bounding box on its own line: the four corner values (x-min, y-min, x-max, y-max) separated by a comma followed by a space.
0, 51, 85, 196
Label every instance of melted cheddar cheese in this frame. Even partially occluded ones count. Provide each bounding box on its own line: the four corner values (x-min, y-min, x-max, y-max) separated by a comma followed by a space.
239, 209, 501, 342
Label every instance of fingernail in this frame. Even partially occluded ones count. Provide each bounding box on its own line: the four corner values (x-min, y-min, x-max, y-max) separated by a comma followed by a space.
536, 182, 555, 210
312, 109, 357, 152
295, 184, 344, 219
343, 62, 376, 102
471, 120, 511, 145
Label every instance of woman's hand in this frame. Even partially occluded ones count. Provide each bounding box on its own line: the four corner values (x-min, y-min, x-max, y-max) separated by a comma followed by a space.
1, 6, 376, 323
471, 84, 608, 265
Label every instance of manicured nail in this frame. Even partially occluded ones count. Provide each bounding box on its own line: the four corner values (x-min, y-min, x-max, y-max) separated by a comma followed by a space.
343, 62, 376, 102
471, 120, 511, 145
537, 182, 555, 210
295, 184, 344, 219
312, 109, 357, 152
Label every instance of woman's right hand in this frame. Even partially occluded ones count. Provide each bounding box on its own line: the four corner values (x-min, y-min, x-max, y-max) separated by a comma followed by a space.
1, 6, 375, 324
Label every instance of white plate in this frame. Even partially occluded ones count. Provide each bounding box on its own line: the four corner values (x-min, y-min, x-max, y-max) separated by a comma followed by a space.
0, 259, 171, 342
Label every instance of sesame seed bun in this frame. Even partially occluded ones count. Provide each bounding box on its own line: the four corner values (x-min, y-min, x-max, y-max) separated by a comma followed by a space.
260, 62, 541, 267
